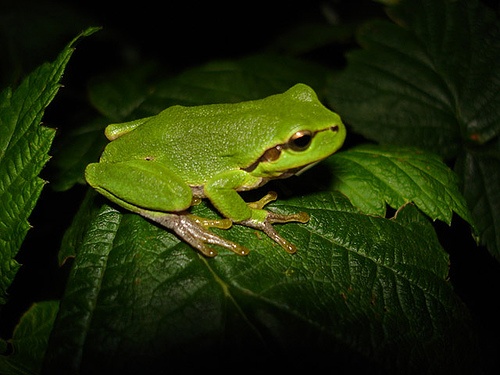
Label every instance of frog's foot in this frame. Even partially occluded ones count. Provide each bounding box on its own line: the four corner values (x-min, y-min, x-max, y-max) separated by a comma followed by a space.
240, 191, 310, 254
140, 210, 250, 257
247, 190, 284, 210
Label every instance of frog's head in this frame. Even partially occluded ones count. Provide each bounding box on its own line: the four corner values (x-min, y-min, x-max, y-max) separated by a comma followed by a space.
243, 83, 346, 179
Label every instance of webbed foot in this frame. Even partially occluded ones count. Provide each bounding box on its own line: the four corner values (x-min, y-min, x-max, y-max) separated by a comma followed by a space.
239, 191, 309, 254
140, 210, 249, 257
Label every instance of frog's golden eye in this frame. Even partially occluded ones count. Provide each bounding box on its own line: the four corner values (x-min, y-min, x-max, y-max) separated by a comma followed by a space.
288, 130, 313, 151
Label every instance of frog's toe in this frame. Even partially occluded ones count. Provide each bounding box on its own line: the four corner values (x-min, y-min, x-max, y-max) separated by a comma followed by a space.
267, 211, 309, 224
237, 210, 309, 254
140, 210, 249, 257
188, 214, 233, 230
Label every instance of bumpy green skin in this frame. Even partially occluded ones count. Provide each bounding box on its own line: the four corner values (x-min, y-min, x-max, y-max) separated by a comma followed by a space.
85, 83, 346, 256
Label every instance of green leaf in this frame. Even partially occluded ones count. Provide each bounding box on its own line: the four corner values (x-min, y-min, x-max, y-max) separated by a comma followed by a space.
327, 145, 474, 226
56, 190, 102, 265
87, 54, 331, 118
327, 0, 499, 259
328, 0, 500, 158
49, 117, 109, 192
0, 301, 59, 375
88, 62, 160, 122
455, 141, 500, 260
0, 26, 100, 304
386, 0, 500, 145
132, 54, 333, 113
44, 193, 476, 373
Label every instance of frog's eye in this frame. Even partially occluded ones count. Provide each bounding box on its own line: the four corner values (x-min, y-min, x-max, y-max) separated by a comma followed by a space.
288, 130, 313, 151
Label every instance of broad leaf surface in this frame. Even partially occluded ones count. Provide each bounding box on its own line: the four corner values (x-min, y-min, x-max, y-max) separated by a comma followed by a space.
0, 27, 99, 303
328, 0, 500, 157
327, 0, 499, 258
327, 145, 474, 226
44, 193, 476, 373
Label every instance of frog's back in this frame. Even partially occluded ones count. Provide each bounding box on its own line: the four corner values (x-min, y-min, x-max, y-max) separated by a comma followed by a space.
99, 84, 340, 185
100, 103, 273, 185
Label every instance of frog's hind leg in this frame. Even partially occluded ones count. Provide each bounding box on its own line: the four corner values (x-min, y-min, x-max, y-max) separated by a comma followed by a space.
85, 160, 193, 213
140, 210, 250, 257
86, 160, 250, 257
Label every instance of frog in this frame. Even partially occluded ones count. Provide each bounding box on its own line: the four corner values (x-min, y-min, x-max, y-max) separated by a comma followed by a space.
85, 83, 346, 257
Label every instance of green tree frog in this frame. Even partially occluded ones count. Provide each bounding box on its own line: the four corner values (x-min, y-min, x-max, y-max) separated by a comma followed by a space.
85, 83, 346, 257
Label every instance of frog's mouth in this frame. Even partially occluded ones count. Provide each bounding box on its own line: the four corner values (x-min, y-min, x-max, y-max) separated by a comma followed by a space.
274, 160, 322, 178
294, 160, 321, 176
254, 160, 321, 181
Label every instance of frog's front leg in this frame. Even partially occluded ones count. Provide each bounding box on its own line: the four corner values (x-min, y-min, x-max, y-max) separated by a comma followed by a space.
205, 171, 310, 254
240, 191, 309, 254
